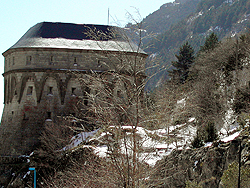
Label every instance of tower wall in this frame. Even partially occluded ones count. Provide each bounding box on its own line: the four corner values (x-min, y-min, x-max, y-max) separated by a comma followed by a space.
0, 48, 147, 155
0, 22, 147, 155
1, 48, 105, 155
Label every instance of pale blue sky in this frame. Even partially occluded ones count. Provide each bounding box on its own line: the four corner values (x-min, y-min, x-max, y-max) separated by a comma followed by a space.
0, 0, 173, 116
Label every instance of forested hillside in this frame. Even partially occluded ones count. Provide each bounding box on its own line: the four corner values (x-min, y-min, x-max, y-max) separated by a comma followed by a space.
140, 0, 250, 89
141, 0, 202, 34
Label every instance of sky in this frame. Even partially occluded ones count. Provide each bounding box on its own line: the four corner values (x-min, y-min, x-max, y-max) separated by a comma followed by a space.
0, 0, 173, 117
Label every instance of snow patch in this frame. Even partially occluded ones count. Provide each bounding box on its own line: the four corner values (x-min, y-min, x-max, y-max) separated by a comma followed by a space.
221, 131, 241, 143
188, 117, 195, 122
62, 129, 99, 151
187, 11, 203, 23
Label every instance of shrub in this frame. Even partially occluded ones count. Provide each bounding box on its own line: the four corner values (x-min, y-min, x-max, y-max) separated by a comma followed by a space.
221, 161, 250, 188
204, 122, 218, 142
185, 180, 202, 188
191, 133, 204, 148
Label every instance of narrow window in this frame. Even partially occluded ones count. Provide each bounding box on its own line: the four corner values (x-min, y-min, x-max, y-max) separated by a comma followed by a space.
97, 60, 102, 68
48, 86, 53, 95
12, 57, 15, 65
12, 111, 14, 115
27, 86, 33, 95
49, 56, 54, 65
26, 56, 32, 65
73, 57, 78, 67
71, 87, 76, 96
84, 100, 88, 106
47, 112, 52, 119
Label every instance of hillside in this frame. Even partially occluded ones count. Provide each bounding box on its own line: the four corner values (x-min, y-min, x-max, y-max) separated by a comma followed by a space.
141, 0, 202, 35
141, 0, 250, 89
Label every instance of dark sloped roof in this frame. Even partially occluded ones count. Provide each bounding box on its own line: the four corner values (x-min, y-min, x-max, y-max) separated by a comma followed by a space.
16, 22, 121, 41
8, 22, 146, 54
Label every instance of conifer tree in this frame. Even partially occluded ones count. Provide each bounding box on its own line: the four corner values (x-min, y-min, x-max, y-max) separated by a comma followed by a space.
200, 32, 219, 52
169, 41, 195, 84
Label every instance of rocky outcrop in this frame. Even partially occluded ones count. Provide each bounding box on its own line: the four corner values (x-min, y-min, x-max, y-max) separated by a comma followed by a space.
150, 129, 250, 187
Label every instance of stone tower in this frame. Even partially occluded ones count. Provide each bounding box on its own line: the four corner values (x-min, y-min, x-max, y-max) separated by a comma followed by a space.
0, 22, 147, 155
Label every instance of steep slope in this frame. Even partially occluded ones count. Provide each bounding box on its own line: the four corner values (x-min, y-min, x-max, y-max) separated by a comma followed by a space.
150, 127, 250, 187
144, 0, 250, 89
141, 0, 202, 35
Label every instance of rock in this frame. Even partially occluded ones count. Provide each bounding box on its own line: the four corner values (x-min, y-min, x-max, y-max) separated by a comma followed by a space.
150, 128, 250, 187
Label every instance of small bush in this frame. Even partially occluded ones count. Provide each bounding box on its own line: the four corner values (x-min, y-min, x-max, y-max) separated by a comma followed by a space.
237, 112, 250, 128
233, 88, 250, 114
191, 134, 204, 148
185, 180, 202, 188
221, 161, 250, 188
204, 122, 218, 142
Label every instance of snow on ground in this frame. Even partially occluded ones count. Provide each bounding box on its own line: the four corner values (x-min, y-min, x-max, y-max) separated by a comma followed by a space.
62, 129, 99, 151
221, 131, 241, 143
188, 117, 195, 122
64, 124, 197, 166
93, 145, 108, 158
205, 142, 213, 147
64, 119, 244, 166
177, 98, 186, 106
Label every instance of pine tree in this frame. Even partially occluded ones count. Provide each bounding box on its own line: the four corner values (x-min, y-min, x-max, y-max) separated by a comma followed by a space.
169, 41, 195, 84
200, 32, 219, 52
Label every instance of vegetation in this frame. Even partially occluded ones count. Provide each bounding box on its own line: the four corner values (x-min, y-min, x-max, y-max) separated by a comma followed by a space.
169, 41, 195, 84
39, 1, 250, 187
141, 0, 202, 34
185, 180, 202, 188
191, 133, 204, 148
221, 161, 250, 188
4, 0, 250, 187
144, 0, 250, 90
199, 32, 219, 52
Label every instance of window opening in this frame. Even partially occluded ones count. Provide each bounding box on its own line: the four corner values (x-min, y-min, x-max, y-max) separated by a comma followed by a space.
49, 56, 54, 65
71, 87, 76, 96
45, 112, 53, 122
27, 86, 33, 95
26, 56, 32, 65
12, 57, 15, 65
73, 57, 78, 67
48, 87, 53, 95
84, 99, 88, 106
97, 60, 102, 68
47, 112, 52, 119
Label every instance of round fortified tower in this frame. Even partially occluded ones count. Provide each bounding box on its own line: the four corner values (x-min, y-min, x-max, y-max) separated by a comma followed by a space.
0, 22, 147, 155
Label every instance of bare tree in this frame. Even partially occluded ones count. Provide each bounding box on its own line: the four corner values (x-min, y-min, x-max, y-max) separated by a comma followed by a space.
34, 14, 163, 187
